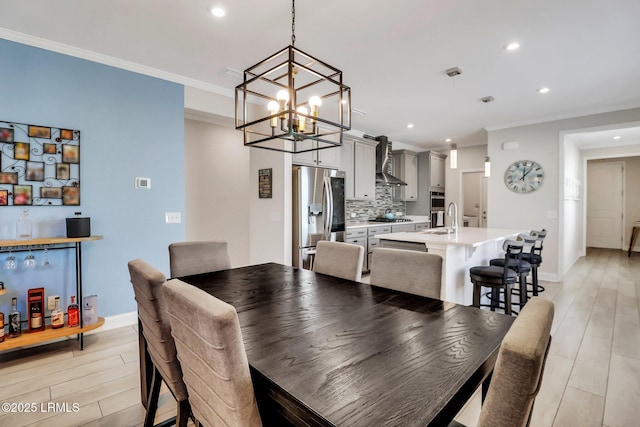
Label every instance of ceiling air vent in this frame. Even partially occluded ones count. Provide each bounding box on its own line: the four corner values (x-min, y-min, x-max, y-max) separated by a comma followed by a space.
223, 67, 243, 80
445, 67, 462, 77
480, 96, 495, 103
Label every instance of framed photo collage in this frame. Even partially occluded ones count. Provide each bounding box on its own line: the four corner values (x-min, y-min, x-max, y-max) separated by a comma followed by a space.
0, 121, 80, 206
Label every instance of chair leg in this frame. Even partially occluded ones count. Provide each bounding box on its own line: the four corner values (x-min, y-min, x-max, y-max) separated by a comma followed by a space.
176, 399, 190, 427
144, 366, 161, 427
473, 280, 481, 308
504, 285, 512, 315
531, 265, 539, 296
519, 272, 528, 309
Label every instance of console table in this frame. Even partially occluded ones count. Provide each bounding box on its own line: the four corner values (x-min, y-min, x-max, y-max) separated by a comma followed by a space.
0, 235, 104, 351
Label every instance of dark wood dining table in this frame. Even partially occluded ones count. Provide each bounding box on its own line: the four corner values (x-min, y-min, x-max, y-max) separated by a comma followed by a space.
139, 262, 514, 426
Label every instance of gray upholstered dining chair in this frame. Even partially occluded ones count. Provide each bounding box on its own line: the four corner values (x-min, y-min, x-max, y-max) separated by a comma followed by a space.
163, 278, 262, 427
312, 240, 365, 282
127, 259, 190, 427
168, 240, 231, 277
450, 297, 554, 427
369, 248, 443, 299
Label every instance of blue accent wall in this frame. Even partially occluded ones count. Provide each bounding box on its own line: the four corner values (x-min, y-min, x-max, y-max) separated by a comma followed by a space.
0, 38, 185, 318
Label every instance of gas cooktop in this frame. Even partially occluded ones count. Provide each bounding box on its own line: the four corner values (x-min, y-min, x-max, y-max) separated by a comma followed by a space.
368, 217, 413, 223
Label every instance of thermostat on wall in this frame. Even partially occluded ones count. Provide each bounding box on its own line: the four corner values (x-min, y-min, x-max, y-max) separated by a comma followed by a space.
135, 177, 151, 189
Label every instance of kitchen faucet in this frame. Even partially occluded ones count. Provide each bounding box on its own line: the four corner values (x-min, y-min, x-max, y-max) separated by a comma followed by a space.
447, 202, 458, 233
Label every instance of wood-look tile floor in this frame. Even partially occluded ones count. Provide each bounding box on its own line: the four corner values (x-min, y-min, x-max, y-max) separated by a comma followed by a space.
0, 248, 637, 426
454, 248, 640, 427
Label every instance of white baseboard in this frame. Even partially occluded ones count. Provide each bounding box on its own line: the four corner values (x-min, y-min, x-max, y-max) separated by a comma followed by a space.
84, 311, 137, 335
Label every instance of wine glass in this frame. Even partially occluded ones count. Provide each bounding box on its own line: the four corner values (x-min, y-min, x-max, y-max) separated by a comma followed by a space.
23, 250, 36, 270
4, 252, 17, 270
42, 248, 52, 268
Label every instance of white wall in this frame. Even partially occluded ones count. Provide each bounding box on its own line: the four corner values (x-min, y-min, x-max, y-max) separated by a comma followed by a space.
562, 135, 583, 274
184, 119, 251, 266
184, 87, 292, 267
487, 107, 640, 280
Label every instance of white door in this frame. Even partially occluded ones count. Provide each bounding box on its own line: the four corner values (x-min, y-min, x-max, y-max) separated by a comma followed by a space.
587, 162, 624, 248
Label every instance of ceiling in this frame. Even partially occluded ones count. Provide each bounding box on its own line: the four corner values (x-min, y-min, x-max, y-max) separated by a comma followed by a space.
1, 0, 640, 150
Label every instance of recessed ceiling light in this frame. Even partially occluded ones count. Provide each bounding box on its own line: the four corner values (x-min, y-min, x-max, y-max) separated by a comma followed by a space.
505, 42, 520, 51
613, 135, 621, 140
406, 123, 414, 129
209, 6, 225, 17
445, 138, 452, 142
538, 87, 550, 94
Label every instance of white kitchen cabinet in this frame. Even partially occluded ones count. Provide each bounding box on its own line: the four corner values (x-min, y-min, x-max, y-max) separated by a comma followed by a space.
391, 223, 416, 233
414, 222, 431, 231
391, 150, 418, 202
354, 141, 376, 200
341, 137, 377, 200
430, 152, 446, 190
340, 139, 355, 198
293, 140, 341, 169
345, 231, 368, 273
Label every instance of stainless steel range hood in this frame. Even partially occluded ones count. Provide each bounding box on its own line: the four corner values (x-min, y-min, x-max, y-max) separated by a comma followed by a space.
364, 134, 407, 186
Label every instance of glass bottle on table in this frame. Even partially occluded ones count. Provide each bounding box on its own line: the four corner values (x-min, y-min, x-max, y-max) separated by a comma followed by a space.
67, 296, 79, 327
51, 297, 64, 329
0, 311, 5, 343
9, 298, 21, 338
16, 207, 33, 240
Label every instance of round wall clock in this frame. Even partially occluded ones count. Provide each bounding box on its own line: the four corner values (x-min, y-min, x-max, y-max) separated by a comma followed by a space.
504, 160, 544, 193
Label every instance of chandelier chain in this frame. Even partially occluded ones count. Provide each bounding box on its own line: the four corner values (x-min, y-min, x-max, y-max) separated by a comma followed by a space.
291, 0, 296, 46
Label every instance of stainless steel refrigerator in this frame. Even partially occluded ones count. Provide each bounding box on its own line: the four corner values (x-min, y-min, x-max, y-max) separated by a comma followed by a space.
292, 166, 346, 269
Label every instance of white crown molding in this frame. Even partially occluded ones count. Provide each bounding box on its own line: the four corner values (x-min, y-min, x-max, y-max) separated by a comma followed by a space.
0, 28, 234, 98
484, 102, 640, 132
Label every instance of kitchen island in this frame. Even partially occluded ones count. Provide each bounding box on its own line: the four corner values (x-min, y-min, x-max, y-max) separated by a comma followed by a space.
376, 227, 526, 305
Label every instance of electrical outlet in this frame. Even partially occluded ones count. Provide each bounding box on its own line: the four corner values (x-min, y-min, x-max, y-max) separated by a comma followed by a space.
350, 212, 357, 218
165, 212, 181, 224
48, 295, 59, 311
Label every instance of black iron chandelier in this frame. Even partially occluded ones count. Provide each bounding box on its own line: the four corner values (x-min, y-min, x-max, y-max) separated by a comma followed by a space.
235, 0, 351, 153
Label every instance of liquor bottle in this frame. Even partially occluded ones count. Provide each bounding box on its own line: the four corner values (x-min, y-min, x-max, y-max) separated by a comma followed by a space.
67, 296, 79, 327
9, 298, 21, 338
29, 300, 43, 331
51, 297, 64, 329
0, 311, 5, 343
16, 207, 33, 240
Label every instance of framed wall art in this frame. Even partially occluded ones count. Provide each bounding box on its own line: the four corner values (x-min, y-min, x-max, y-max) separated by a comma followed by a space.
0, 120, 80, 206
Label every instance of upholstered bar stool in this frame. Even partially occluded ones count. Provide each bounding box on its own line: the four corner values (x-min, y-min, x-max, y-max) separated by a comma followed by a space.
490, 233, 535, 309
527, 229, 547, 295
471, 240, 524, 315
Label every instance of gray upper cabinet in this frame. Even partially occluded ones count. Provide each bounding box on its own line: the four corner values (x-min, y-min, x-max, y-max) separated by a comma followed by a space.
392, 150, 418, 202
429, 152, 446, 190
406, 150, 447, 216
341, 136, 377, 200
293, 140, 341, 169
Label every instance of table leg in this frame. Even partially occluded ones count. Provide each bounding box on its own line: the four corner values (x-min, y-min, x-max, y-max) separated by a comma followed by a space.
629, 227, 639, 258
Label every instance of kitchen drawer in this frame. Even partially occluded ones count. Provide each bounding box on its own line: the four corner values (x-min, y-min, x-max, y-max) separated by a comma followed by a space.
415, 222, 431, 231
346, 229, 367, 238
345, 237, 368, 272
391, 223, 416, 233
368, 236, 380, 252
368, 226, 391, 236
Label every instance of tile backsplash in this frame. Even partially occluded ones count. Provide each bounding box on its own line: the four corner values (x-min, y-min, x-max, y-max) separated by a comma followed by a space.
345, 185, 407, 221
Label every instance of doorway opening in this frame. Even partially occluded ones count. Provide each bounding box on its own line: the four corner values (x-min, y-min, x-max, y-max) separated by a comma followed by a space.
461, 171, 487, 228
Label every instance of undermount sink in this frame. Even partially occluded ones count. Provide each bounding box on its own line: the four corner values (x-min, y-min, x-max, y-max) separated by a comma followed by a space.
420, 228, 453, 235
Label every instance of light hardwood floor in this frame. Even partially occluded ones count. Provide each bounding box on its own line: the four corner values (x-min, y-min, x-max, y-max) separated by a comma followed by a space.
0, 248, 638, 426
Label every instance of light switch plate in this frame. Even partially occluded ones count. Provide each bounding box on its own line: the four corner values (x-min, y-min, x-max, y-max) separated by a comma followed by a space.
165, 212, 181, 224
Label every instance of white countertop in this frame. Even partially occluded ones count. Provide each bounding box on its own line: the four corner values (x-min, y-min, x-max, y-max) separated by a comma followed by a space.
346, 215, 431, 229
376, 227, 525, 247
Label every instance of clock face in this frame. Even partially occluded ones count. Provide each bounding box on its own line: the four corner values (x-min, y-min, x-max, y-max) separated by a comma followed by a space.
504, 160, 544, 193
